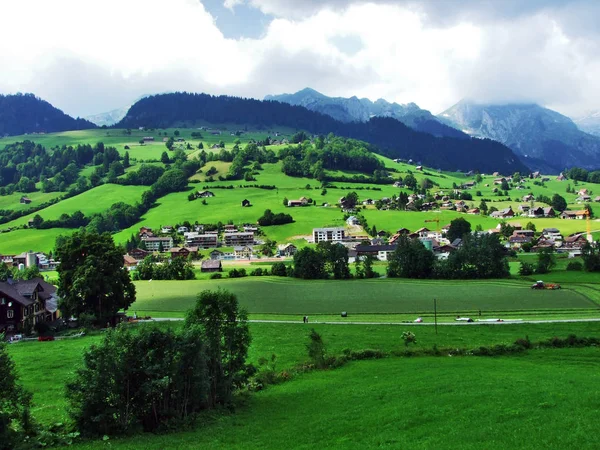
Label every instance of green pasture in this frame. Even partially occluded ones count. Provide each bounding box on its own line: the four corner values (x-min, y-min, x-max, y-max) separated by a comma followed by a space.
66, 349, 600, 450
1, 184, 147, 229
0, 227, 70, 254
8, 321, 600, 448
130, 277, 597, 318
0, 190, 63, 214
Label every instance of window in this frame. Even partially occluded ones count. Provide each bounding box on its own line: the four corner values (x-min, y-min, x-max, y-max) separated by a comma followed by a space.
35, 304, 39, 313
0, 298, 5, 305
7, 310, 14, 319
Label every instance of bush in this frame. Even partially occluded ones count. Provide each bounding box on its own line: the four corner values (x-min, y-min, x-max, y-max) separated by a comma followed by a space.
0, 337, 34, 449
306, 329, 327, 369
66, 325, 208, 436
270, 262, 288, 277
566, 261, 583, 271
519, 262, 534, 276
401, 331, 417, 347
228, 268, 247, 278
210, 273, 223, 279
250, 268, 264, 276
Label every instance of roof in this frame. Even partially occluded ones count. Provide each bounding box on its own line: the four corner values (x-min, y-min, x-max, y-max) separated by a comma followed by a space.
234, 246, 254, 251
542, 228, 560, 233
313, 227, 345, 232
201, 260, 222, 269
278, 243, 297, 250
123, 255, 137, 265
169, 247, 199, 253
0, 278, 56, 307
142, 237, 172, 242
355, 244, 398, 252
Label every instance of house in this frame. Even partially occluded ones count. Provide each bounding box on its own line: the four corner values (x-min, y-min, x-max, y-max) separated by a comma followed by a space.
494, 177, 506, 185
201, 260, 222, 273
234, 245, 254, 260
595, 196, 600, 203
169, 247, 199, 259
241, 199, 251, 207
532, 171, 541, 178
508, 235, 533, 248
177, 226, 189, 234
355, 244, 397, 261
346, 216, 360, 226
392, 181, 403, 188
531, 240, 555, 252
561, 234, 588, 252
313, 227, 346, 243
522, 194, 534, 202
0, 278, 60, 335
209, 250, 223, 260
415, 166, 423, 171
529, 206, 544, 218
556, 173, 566, 181
288, 197, 309, 207
518, 205, 530, 214
142, 136, 154, 142
224, 224, 237, 232
129, 248, 149, 261
20, 196, 32, 204
560, 211, 577, 220
141, 236, 173, 251
12, 252, 38, 268
542, 228, 562, 240
462, 182, 476, 189
223, 232, 255, 247
543, 207, 556, 218
197, 190, 215, 198
185, 233, 218, 249
577, 189, 589, 196
467, 208, 480, 215
490, 207, 515, 219
123, 255, 138, 270
362, 199, 374, 205
278, 243, 297, 257
492, 172, 500, 177
161, 226, 174, 234
512, 222, 523, 231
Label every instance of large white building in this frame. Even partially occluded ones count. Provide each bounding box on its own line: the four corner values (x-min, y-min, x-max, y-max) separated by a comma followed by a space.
313, 227, 346, 243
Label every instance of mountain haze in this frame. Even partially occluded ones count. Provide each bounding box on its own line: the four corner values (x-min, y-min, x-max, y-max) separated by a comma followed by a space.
266, 88, 465, 138
0, 93, 96, 136
85, 106, 130, 127
439, 101, 600, 173
574, 110, 600, 137
117, 92, 527, 174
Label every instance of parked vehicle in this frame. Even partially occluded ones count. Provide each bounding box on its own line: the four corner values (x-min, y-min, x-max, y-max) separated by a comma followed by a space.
531, 281, 561, 290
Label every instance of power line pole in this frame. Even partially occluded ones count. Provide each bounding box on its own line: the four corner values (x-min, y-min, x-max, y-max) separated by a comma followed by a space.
434, 298, 438, 335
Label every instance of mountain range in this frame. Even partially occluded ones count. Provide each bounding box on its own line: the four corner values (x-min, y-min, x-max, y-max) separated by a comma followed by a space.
573, 110, 600, 137
116, 92, 526, 174
439, 101, 600, 173
84, 106, 130, 127
0, 93, 96, 136
266, 88, 465, 139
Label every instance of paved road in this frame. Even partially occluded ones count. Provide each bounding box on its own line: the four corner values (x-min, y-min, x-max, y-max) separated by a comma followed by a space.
150, 318, 600, 326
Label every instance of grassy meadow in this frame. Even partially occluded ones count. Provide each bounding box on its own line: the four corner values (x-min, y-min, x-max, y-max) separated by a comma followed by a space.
8, 321, 600, 448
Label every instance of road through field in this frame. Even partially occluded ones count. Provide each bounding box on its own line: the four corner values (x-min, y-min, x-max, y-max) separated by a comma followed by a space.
151, 317, 600, 326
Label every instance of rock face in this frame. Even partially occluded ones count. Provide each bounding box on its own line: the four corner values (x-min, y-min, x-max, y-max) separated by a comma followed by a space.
265, 88, 464, 138
439, 100, 600, 173
85, 106, 130, 127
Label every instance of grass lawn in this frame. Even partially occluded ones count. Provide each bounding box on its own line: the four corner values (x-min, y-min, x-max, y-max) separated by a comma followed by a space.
9, 320, 600, 428
63, 348, 600, 449
129, 277, 597, 318
1, 184, 147, 229
0, 190, 63, 214
0, 228, 72, 254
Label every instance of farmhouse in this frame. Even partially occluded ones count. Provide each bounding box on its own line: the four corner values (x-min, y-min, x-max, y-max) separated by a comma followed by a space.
169, 247, 199, 259
142, 136, 154, 142
288, 197, 309, 207
201, 260, 222, 273
123, 255, 138, 270
508, 235, 533, 248
209, 250, 223, 260
185, 233, 218, 248
20, 196, 32, 204
234, 245, 254, 260
161, 226, 173, 233
241, 199, 251, 207
313, 227, 346, 243
128, 248, 149, 261
278, 243, 297, 257
141, 236, 173, 251
0, 278, 60, 335
197, 190, 215, 198
223, 232, 255, 247
346, 216, 360, 226
490, 207, 514, 219
595, 196, 600, 202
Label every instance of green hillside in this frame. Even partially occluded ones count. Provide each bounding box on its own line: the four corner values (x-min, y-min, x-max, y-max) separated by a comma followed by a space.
0, 127, 599, 256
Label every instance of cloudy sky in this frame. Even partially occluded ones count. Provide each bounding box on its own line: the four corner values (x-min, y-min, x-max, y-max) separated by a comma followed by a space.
0, 0, 598, 118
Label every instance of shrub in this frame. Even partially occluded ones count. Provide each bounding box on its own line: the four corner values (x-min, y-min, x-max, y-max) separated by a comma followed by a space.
519, 262, 534, 276
306, 329, 327, 369
66, 325, 208, 436
228, 268, 247, 278
270, 262, 288, 277
566, 261, 583, 271
250, 268, 264, 276
401, 331, 417, 347
210, 273, 223, 279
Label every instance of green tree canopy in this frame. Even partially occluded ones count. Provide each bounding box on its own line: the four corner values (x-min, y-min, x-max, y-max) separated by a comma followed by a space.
55, 230, 136, 322
446, 217, 472, 242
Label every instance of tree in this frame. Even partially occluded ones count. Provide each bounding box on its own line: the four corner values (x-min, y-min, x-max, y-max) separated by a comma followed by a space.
0, 338, 33, 448
446, 217, 472, 242
535, 247, 556, 274
475, 174, 483, 183
387, 235, 434, 279
66, 325, 208, 436
501, 179, 510, 191
184, 289, 251, 407
317, 241, 351, 279
478, 199, 488, 215
260, 239, 277, 257
55, 230, 136, 323
165, 137, 174, 150
293, 247, 327, 279
270, 262, 288, 276
340, 191, 359, 209
525, 222, 536, 232
551, 194, 567, 212
161, 151, 170, 164
581, 242, 600, 272
174, 130, 180, 136
123, 151, 130, 168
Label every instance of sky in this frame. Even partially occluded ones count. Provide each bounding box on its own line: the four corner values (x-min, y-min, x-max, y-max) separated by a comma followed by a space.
0, 0, 599, 119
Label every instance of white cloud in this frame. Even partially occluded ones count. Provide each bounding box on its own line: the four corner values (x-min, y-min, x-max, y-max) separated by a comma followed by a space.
0, 0, 599, 118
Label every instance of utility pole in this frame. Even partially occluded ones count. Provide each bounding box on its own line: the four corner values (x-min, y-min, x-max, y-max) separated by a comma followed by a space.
434, 298, 438, 335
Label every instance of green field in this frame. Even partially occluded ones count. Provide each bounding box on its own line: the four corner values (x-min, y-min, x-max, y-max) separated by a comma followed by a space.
129, 277, 599, 320
8, 321, 600, 448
